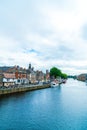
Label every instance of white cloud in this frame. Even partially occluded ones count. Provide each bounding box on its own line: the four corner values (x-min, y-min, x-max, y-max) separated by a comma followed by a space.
0, 0, 87, 75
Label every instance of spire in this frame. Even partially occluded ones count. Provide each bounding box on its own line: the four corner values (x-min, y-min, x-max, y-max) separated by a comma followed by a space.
29, 63, 31, 70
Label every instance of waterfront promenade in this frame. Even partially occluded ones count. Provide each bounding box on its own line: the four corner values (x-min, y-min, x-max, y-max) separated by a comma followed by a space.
0, 84, 50, 95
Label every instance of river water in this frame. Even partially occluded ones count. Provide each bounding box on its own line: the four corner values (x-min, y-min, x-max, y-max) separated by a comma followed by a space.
0, 79, 87, 130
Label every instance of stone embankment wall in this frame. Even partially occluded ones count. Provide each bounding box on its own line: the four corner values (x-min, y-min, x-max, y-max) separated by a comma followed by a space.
0, 84, 50, 95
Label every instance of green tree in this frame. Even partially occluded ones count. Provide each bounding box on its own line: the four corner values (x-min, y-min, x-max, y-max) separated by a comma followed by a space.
50, 67, 62, 78
61, 73, 68, 79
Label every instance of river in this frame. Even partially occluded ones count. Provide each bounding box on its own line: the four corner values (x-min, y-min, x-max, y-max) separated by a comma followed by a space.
0, 79, 87, 130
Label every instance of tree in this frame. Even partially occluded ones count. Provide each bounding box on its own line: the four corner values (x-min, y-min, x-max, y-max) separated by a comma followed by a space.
61, 73, 68, 79
50, 67, 62, 78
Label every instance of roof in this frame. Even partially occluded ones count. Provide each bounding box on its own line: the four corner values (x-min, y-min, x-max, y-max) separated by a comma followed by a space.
3, 73, 15, 79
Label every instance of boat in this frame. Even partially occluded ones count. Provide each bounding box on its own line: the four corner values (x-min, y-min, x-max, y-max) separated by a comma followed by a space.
62, 79, 66, 84
51, 81, 59, 87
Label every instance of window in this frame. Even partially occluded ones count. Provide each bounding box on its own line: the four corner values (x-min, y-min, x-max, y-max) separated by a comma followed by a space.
17, 79, 20, 82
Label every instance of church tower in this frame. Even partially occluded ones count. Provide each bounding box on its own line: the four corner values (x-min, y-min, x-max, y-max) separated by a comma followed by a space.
29, 63, 31, 70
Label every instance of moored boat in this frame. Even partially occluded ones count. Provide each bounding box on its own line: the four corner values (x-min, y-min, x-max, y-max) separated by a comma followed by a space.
62, 79, 67, 83
51, 81, 59, 87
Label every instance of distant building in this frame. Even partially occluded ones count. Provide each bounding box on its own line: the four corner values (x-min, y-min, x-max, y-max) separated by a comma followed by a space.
27, 64, 36, 84
3, 73, 15, 87
3, 66, 28, 86
0, 63, 50, 85
77, 73, 87, 81
36, 70, 44, 82
0, 73, 4, 86
45, 70, 50, 81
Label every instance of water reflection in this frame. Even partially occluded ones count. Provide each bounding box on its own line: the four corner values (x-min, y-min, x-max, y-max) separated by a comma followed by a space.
58, 84, 61, 89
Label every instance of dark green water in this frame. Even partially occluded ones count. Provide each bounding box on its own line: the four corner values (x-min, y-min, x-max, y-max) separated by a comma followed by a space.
0, 79, 87, 130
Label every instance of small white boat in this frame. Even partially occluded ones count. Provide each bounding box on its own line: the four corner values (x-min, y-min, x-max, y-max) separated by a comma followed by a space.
51, 81, 59, 87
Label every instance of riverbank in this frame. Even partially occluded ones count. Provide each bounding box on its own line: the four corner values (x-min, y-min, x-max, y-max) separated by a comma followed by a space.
0, 84, 50, 95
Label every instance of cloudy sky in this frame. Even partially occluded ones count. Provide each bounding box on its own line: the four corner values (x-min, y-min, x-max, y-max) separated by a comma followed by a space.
0, 0, 87, 75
